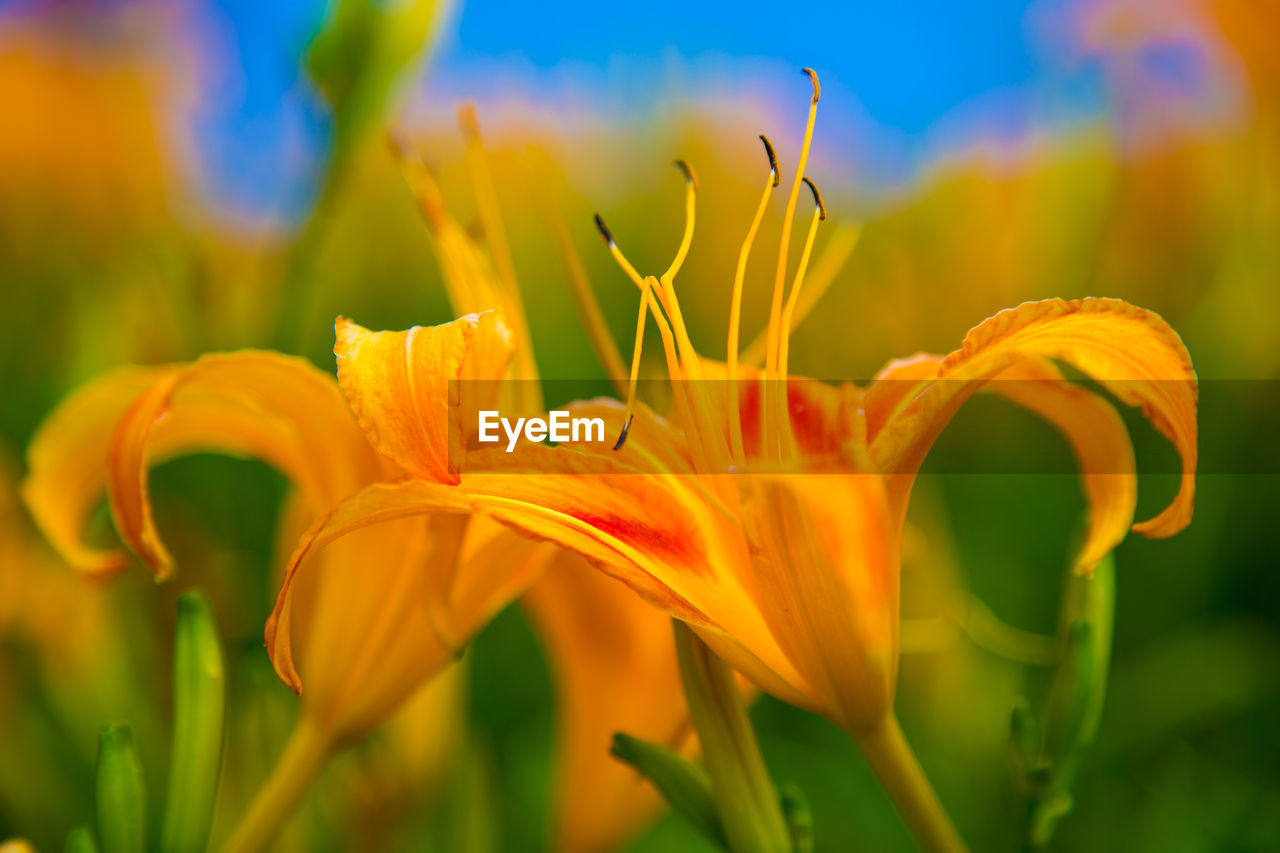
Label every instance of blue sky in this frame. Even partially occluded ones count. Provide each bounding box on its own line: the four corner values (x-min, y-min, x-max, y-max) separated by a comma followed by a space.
440, 0, 1040, 134
188, 0, 1104, 221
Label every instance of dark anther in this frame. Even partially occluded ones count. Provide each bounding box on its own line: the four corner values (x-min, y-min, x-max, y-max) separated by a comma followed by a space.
594, 213, 615, 248
759, 135, 780, 187
673, 159, 699, 191
613, 414, 635, 451
802, 177, 826, 221
801, 67, 820, 103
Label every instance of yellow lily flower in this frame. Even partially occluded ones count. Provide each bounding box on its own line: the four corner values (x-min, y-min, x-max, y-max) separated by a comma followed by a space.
275, 70, 1197, 850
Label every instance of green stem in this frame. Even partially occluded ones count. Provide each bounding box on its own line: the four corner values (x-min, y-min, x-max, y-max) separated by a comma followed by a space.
220, 720, 330, 853
855, 716, 968, 853
673, 622, 791, 853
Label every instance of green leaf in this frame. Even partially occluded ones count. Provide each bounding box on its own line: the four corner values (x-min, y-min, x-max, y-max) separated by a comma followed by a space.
610, 733, 726, 849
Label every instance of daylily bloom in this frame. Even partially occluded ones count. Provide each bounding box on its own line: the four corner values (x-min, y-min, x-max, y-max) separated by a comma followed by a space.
276, 70, 1197, 851
21, 107, 696, 852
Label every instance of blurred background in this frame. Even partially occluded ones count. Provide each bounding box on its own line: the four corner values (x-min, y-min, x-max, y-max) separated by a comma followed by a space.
1, 0, 1277, 850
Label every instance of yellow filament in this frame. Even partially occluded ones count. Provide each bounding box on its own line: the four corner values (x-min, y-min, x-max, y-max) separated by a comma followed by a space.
762, 68, 820, 458
773, 200, 824, 459
597, 214, 661, 300
618, 275, 652, 446
778, 178, 826, 381
641, 280, 718, 474
727, 136, 779, 465
741, 223, 859, 368
655, 162, 705, 382
663, 160, 698, 281
595, 218, 683, 452
650, 162, 736, 472
599, 183, 726, 471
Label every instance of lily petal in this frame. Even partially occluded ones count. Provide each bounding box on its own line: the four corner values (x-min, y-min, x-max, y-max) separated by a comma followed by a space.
285, 516, 543, 741
869, 298, 1196, 539
334, 311, 513, 484
266, 446, 808, 705
867, 354, 1139, 573
985, 360, 1137, 572
103, 351, 383, 579
741, 473, 898, 732
524, 553, 691, 853
22, 364, 176, 576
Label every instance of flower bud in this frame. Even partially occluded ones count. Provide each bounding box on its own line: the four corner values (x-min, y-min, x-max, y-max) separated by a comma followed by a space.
96, 724, 145, 853
162, 591, 226, 853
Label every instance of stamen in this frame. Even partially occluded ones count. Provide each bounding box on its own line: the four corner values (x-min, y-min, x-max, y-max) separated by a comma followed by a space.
761, 133, 781, 187
661, 159, 698, 285
593, 175, 727, 471
613, 414, 635, 451
642, 281, 717, 475
655, 161, 703, 375
593, 212, 615, 248
726, 135, 780, 464
802, 176, 826, 221
616, 271, 653, 450
740, 223, 859, 367
762, 68, 820, 459
779, 176, 827, 382
673, 158, 700, 190
769, 177, 826, 461
653, 161, 733, 472
595, 212, 663, 308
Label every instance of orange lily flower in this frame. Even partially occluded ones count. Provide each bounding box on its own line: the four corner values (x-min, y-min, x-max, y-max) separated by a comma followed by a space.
19, 318, 555, 851
274, 71, 1197, 851
21, 105, 696, 851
